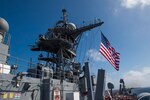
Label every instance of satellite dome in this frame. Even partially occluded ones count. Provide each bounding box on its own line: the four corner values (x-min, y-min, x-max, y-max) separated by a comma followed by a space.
107, 82, 114, 89
0, 17, 9, 35
67, 23, 76, 30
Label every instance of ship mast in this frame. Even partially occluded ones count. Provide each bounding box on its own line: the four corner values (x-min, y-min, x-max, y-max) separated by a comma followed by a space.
31, 9, 104, 100
62, 9, 68, 24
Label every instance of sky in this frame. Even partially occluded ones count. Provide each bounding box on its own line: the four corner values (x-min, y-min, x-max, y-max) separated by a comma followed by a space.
1, 0, 150, 89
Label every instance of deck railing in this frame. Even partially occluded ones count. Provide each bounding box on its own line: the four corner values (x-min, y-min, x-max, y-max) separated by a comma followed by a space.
0, 53, 79, 83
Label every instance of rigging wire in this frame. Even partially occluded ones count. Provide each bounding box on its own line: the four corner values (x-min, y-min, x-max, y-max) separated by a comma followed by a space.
76, 27, 102, 68
81, 32, 88, 65
86, 30, 95, 60
86, 30, 96, 74
76, 36, 83, 62
85, 27, 102, 75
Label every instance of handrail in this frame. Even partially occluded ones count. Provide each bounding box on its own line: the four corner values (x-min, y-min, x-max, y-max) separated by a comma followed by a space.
0, 53, 80, 83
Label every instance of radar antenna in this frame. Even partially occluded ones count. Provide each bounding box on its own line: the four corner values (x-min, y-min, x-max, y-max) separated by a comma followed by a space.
62, 9, 68, 23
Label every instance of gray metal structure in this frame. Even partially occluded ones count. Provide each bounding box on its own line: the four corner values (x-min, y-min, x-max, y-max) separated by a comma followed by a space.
94, 69, 105, 100
84, 62, 94, 100
0, 10, 106, 100
0, 43, 9, 63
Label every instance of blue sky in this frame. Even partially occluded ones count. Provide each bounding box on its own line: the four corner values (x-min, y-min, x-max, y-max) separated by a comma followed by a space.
1, 0, 150, 88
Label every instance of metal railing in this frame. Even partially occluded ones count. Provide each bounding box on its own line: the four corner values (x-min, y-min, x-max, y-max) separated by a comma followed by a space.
0, 52, 36, 75
0, 53, 80, 83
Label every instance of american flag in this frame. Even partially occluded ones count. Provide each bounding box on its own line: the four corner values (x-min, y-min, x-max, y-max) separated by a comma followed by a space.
99, 33, 120, 71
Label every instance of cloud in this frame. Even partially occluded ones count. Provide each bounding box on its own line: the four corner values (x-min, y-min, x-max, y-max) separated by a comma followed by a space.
86, 49, 105, 62
106, 74, 115, 85
113, 8, 119, 15
105, 74, 115, 89
121, 0, 150, 8
123, 67, 150, 88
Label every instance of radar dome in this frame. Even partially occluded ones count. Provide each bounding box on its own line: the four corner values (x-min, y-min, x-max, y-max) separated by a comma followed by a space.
137, 93, 150, 100
0, 17, 9, 35
67, 23, 76, 30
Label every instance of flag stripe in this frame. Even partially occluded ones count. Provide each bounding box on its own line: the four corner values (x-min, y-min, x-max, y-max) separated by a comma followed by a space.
100, 43, 120, 70
100, 49, 118, 70
100, 33, 120, 71
100, 44, 118, 69
100, 43, 117, 64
